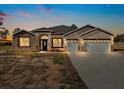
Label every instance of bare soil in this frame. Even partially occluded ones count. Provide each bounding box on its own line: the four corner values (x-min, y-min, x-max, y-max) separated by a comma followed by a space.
0, 53, 87, 89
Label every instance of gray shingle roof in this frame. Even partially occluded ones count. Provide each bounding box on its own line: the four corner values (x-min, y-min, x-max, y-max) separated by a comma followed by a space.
63, 24, 96, 36
31, 24, 77, 35
80, 28, 113, 36
13, 30, 35, 36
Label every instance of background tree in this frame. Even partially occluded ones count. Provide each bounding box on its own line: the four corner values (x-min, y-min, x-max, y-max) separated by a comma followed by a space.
0, 21, 3, 26
13, 28, 21, 34
114, 34, 124, 43
0, 28, 9, 40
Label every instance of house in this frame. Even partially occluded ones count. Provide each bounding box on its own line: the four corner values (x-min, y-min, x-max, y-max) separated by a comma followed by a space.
13, 24, 114, 53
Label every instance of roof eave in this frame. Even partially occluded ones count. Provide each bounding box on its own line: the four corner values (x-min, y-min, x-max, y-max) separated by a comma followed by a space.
63, 24, 96, 36
13, 30, 36, 36
80, 28, 114, 37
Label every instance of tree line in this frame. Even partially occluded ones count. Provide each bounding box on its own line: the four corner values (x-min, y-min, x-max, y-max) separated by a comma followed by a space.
114, 34, 124, 43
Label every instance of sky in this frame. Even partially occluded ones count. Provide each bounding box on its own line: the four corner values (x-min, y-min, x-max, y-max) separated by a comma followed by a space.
0, 4, 124, 34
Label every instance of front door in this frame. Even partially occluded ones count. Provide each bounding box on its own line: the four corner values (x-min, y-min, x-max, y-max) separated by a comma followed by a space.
42, 40, 47, 51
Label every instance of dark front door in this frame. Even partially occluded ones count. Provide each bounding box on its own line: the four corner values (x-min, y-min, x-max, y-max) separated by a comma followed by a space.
42, 40, 47, 51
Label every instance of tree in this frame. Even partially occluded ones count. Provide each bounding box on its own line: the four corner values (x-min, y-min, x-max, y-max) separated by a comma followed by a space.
0, 22, 9, 40
70, 24, 78, 30
3, 29, 9, 35
0, 21, 2, 26
114, 34, 124, 42
0, 16, 10, 40
13, 28, 21, 34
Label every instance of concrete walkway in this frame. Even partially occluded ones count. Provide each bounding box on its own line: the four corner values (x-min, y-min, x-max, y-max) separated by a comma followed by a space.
68, 52, 124, 89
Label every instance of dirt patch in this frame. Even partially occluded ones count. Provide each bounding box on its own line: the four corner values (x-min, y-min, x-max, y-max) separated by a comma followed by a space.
0, 53, 87, 89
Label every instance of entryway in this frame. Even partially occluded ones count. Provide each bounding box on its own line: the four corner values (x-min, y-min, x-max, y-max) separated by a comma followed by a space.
42, 40, 48, 51
40, 35, 48, 51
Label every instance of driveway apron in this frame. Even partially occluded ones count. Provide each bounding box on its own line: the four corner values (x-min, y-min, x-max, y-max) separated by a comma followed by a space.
68, 52, 124, 89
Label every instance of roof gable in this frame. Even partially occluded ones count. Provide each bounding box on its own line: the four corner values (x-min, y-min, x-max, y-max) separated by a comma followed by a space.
63, 24, 96, 36
80, 28, 113, 40
13, 30, 35, 36
80, 28, 113, 36
32, 24, 77, 35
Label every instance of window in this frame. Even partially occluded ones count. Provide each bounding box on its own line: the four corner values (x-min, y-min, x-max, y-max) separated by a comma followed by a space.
52, 38, 63, 48
19, 37, 30, 47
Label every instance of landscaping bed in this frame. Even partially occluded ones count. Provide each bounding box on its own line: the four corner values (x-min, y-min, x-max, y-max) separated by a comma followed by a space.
0, 51, 87, 89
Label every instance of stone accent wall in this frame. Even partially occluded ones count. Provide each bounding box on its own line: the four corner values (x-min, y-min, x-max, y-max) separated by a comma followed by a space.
51, 34, 65, 52
13, 32, 38, 51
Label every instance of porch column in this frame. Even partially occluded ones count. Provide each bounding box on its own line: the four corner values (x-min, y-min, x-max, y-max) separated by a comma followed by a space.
48, 35, 51, 52
79, 38, 84, 52
63, 38, 67, 52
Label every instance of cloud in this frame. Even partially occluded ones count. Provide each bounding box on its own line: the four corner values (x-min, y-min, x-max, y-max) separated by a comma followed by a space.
0, 21, 3, 25
18, 10, 36, 18
39, 5, 54, 13
0, 10, 8, 22
0, 17, 4, 21
0, 10, 8, 16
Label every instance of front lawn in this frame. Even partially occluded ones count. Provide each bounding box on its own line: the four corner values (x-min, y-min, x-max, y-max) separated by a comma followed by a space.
0, 52, 87, 89
0, 45, 12, 52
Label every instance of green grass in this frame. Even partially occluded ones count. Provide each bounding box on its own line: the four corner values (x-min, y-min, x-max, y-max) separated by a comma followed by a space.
0, 45, 12, 51
53, 54, 66, 65
0, 45, 13, 55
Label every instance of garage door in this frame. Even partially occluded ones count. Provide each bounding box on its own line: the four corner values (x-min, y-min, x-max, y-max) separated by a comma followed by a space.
85, 40, 111, 53
67, 40, 78, 52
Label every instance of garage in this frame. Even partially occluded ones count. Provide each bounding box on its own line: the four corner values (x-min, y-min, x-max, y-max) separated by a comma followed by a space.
64, 25, 113, 53
67, 40, 78, 52
85, 40, 111, 53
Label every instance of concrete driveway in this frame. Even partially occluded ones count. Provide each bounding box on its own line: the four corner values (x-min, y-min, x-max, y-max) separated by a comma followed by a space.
68, 52, 124, 89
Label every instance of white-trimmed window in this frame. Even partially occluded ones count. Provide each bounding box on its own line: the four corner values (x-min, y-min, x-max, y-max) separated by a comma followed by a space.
19, 37, 30, 47
52, 38, 63, 48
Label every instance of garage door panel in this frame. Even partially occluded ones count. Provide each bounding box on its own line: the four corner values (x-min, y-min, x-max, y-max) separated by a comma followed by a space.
86, 42, 111, 53
67, 40, 78, 52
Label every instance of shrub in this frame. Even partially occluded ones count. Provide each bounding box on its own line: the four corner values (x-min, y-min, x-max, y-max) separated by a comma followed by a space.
53, 54, 66, 65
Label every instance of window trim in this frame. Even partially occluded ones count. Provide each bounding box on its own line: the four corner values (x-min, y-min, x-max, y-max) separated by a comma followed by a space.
52, 38, 63, 48
18, 36, 31, 47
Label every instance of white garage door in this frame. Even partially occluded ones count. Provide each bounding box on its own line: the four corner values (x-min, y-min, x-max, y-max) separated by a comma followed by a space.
85, 40, 111, 53
67, 40, 78, 52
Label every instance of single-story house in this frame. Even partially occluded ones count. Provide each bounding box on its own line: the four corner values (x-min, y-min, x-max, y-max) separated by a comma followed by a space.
13, 24, 114, 53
